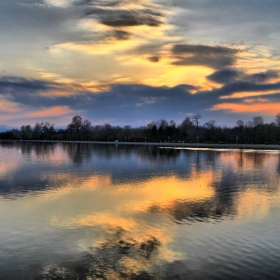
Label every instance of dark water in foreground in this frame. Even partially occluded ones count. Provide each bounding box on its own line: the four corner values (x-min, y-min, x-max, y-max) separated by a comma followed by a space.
0, 142, 280, 279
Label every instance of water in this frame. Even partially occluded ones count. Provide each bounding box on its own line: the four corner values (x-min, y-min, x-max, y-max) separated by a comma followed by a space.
0, 142, 280, 279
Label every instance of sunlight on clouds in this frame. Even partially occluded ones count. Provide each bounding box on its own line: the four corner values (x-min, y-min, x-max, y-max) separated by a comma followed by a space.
29, 106, 74, 117
212, 102, 280, 115
120, 0, 168, 11
44, 0, 70, 7
143, 65, 213, 88
243, 98, 269, 103
0, 99, 21, 113
76, 81, 111, 92
220, 89, 278, 100
51, 39, 144, 55
23, 64, 80, 85
237, 46, 280, 71
51, 19, 176, 56
2, 0, 280, 126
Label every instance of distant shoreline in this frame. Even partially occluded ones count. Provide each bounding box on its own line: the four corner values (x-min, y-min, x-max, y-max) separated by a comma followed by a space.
1, 139, 280, 150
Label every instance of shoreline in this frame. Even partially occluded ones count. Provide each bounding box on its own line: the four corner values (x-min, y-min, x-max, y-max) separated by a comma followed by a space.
1, 139, 280, 150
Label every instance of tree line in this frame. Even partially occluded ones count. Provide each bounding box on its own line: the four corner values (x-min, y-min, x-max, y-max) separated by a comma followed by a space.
1, 114, 280, 144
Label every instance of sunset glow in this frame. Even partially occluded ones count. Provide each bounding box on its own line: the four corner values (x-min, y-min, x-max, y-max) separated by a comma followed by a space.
0, 0, 280, 127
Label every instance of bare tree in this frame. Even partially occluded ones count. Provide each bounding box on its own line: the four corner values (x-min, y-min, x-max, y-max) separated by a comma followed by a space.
192, 113, 202, 138
236, 120, 244, 128
253, 116, 264, 127
275, 113, 280, 127
204, 120, 216, 129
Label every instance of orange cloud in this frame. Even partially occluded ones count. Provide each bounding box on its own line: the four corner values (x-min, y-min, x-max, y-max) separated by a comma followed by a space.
211, 102, 280, 115
243, 98, 268, 103
29, 106, 73, 117
0, 99, 21, 113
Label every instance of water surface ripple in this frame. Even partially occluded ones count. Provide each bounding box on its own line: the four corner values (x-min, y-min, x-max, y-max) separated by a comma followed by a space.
0, 142, 280, 279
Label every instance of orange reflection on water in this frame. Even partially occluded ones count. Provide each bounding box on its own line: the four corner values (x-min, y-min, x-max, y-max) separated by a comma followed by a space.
48, 170, 217, 268
74, 212, 137, 232
116, 170, 216, 213
235, 189, 270, 220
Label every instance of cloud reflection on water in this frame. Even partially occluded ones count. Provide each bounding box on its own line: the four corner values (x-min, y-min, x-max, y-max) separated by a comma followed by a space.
1, 142, 280, 278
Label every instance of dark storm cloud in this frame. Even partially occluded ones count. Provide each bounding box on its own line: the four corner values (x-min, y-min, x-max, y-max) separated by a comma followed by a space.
207, 69, 279, 84
171, 44, 238, 69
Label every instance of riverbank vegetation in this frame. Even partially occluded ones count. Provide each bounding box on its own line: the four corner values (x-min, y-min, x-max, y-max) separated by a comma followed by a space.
1, 114, 280, 144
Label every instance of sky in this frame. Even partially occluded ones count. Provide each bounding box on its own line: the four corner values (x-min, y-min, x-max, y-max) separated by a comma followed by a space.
1, 0, 280, 128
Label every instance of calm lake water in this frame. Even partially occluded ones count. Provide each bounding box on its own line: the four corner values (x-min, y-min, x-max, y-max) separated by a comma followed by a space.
0, 142, 280, 279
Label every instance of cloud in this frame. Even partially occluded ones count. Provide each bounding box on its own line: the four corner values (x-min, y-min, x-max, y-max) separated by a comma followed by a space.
207, 69, 279, 84
207, 69, 242, 84
214, 80, 280, 98
111, 29, 131, 40
79, 0, 166, 29
1, 74, 280, 127
29, 106, 74, 117
248, 70, 279, 84
212, 102, 280, 116
148, 55, 160, 62
43, 0, 70, 7
0, 99, 20, 113
98, 10, 163, 27
171, 44, 238, 69
73, 0, 124, 7
0, 76, 54, 92
0, 76, 204, 125
172, 44, 237, 56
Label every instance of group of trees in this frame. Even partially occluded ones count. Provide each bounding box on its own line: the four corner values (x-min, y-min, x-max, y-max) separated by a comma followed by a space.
1, 114, 280, 144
